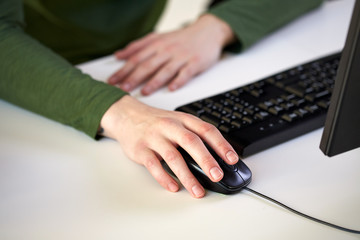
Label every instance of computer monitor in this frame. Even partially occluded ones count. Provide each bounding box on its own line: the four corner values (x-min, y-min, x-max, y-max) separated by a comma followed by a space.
320, 0, 360, 156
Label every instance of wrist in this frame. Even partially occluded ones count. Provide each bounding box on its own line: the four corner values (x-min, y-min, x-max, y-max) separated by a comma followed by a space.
196, 14, 235, 48
99, 95, 134, 139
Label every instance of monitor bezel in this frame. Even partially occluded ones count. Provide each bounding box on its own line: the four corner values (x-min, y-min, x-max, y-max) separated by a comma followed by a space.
320, 0, 360, 156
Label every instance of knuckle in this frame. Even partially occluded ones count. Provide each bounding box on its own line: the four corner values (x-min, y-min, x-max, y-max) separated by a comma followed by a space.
157, 117, 176, 127
215, 141, 232, 155
219, 140, 231, 149
198, 121, 218, 135
143, 157, 158, 170
177, 112, 201, 123
180, 112, 197, 119
181, 132, 199, 146
199, 157, 214, 169
163, 149, 180, 164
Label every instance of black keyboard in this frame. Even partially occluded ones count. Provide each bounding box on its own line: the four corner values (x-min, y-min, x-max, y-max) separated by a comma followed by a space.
176, 52, 341, 157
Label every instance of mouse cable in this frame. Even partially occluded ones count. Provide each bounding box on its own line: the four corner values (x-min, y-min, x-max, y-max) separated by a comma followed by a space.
243, 187, 360, 234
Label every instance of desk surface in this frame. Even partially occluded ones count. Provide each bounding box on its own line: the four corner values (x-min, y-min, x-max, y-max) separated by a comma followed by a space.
1, 1, 359, 239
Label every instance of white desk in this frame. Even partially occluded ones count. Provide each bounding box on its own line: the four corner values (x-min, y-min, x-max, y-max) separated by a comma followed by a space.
1, 1, 359, 239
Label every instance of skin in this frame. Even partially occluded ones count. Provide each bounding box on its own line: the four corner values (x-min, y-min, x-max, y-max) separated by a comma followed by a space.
102, 14, 238, 198
108, 14, 235, 95
100, 95, 239, 198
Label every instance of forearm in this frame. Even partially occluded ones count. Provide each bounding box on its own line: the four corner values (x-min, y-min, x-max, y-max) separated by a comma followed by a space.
208, 0, 324, 52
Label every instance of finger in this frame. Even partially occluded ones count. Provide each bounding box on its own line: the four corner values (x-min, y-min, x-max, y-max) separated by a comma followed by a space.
120, 53, 172, 92
108, 61, 136, 85
159, 121, 224, 183
108, 48, 156, 87
180, 113, 239, 165
168, 62, 199, 91
140, 148, 180, 193
174, 130, 225, 183
141, 58, 187, 95
150, 138, 206, 198
115, 33, 160, 59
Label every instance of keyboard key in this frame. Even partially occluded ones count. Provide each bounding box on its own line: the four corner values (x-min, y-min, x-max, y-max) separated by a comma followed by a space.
221, 116, 232, 123
294, 108, 309, 117
244, 108, 255, 115
280, 102, 295, 110
281, 94, 296, 101
243, 117, 253, 124
254, 111, 270, 120
250, 89, 264, 97
233, 112, 243, 119
178, 106, 203, 116
258, 101, 273, 110
269, 106, 284, 115
211, 111, 222, 118
231, 120, 242, 128
281, 113, 299, 122
200, 114, 221, 127
219, 125, 231, 133
317, 99, 331, 109
304, 104, 319, 113
305, 89, 331, 102
291, 98, 306, 107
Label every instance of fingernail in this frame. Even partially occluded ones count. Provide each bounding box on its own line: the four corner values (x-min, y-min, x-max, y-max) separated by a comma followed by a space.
168, 182, 179, 192
169, 84, 178, 91
192, 185, 205, 198
142, 86, 152, 95
210, 167, 223, 181
226, 151, 239, 164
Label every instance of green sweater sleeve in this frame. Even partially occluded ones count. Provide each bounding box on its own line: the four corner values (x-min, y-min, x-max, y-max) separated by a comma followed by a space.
0, 0, 127, 138
208, 0, 324, 52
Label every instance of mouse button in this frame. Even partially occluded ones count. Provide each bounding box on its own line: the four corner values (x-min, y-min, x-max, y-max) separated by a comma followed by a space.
220, 168, 245, 188
235, 161, 252, 182
220, 174, 245, 191
218, 158, 239, 172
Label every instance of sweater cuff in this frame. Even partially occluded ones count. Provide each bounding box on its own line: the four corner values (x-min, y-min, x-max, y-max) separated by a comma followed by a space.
82, 81, 128, 139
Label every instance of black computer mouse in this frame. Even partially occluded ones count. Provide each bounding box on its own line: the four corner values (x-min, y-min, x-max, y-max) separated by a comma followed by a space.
161, 145, 252, 195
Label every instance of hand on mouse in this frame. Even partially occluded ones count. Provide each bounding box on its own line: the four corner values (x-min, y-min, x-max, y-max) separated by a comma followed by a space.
99, 95, 239, 198
107, 14, 235, 95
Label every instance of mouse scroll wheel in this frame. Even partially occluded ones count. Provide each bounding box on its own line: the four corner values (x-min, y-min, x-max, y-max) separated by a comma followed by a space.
220, 159, 238, 172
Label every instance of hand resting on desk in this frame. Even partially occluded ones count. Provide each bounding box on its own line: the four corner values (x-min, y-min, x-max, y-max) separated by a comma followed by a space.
108, 14, 235, 96
99, 95, 239, 198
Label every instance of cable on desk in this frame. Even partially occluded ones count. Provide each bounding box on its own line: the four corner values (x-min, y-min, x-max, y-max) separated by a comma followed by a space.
244, 187, 360, 235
